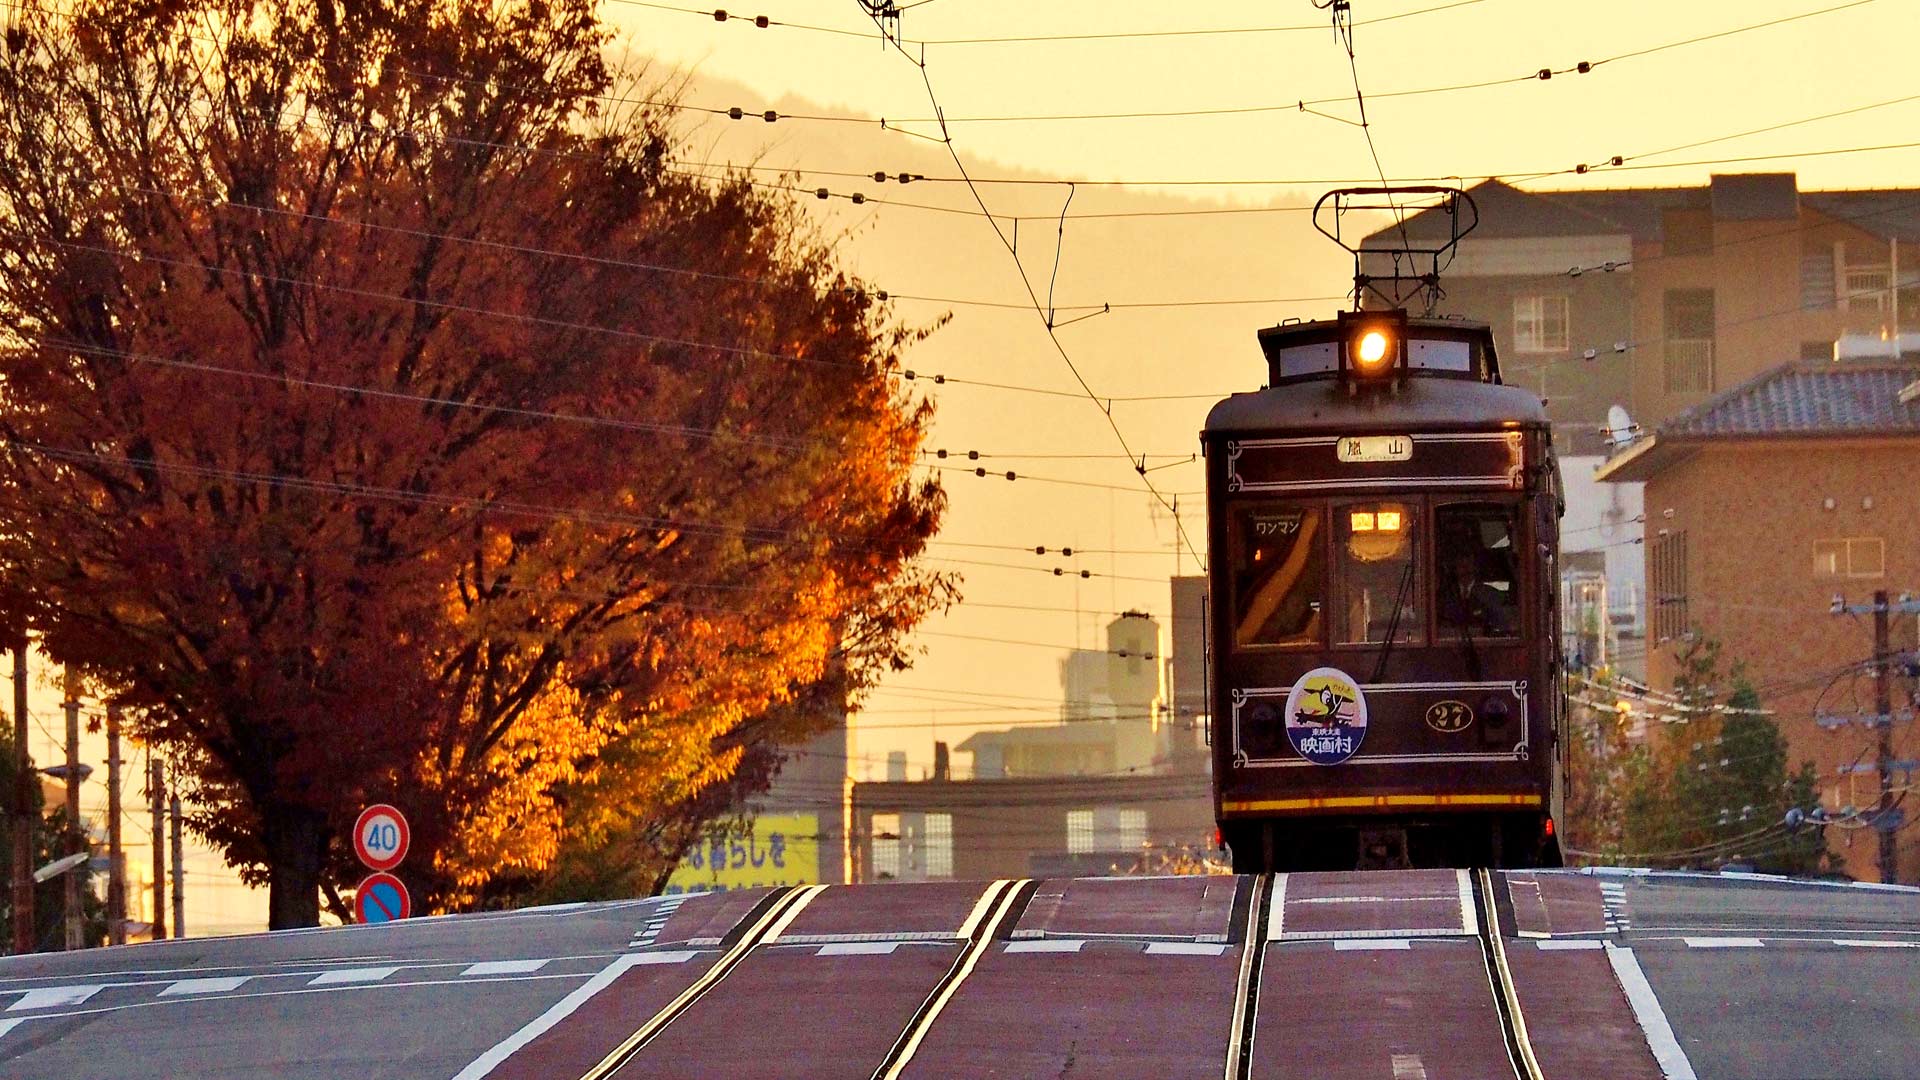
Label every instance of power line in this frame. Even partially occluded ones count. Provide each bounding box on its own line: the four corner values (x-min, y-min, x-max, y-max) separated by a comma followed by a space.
862, 14, 1207, 574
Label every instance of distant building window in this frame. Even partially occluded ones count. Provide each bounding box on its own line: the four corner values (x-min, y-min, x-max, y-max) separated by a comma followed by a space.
1800, 253, 1836, 310
871, 813, 901, 879
1663, 289, 1715, 394
1842, 264, 1891, 313
1813, 537, 1885, 578
1650, 530, 1688, 643
1066, 809, 1095, 855
1800, 340, 1833, 362
924, 813, 953, 878
1512, 295, 1569, 353
1117, 809, 1147, 852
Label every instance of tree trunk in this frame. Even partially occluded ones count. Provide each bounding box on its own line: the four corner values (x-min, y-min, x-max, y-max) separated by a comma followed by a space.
264, 808, 326, 929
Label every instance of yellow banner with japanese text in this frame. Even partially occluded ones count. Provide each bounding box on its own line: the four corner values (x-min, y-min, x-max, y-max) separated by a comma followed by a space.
663, 813, 820, 895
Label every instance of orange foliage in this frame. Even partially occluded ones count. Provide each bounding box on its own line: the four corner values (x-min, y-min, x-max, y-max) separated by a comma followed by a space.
0, 0, 948, 925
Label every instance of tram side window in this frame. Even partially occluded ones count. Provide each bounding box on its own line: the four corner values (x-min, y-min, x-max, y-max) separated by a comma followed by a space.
1335, 502, 1421, 645
1435, 503, 1522, 639
1234, 507, 1324, 647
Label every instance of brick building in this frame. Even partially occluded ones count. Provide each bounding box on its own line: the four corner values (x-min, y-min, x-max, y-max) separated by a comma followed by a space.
1363, 173, 1920, 682
1596, 357, 1920, 882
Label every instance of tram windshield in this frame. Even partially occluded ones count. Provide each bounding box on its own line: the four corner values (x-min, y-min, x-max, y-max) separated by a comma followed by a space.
1335, 501, 1421, 645
1233, 506, 1324, 646
1434, 502, 1522, 639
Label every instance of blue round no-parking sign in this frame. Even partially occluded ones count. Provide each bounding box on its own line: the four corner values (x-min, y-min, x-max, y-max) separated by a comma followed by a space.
354, 871, 411, 923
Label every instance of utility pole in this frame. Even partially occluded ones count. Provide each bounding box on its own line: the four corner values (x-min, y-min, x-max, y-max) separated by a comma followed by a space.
11, 639, 32, 955
1832, 591, 1919, 885
169, 785, 184, 938
1872, 590, 1897, 885
61, 677, 81, 951
148, 754, 165, 941
105, 707, 125, 947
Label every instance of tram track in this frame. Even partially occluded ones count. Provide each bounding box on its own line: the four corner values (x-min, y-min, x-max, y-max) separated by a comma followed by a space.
574, 884, 822, 1080
1222, 873, 1273, 1080
1475, 868, 1547, 1080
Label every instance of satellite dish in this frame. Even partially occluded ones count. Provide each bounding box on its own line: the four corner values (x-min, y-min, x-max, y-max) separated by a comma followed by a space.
1604, 404, 1634, 447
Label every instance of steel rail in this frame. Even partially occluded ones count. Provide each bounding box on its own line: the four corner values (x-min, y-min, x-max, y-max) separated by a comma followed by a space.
575, 884, 823, 1079
1475, 868, 1547, 1080
871, 877, 1032, 1080
1222, 873, 1274, 1079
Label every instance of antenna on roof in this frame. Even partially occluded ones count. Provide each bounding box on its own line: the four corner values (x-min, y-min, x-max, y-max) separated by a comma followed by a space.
1313, 186, 1477, 316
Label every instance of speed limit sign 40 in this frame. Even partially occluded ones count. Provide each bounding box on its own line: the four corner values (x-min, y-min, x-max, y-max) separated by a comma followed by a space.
353, 804, 410, 872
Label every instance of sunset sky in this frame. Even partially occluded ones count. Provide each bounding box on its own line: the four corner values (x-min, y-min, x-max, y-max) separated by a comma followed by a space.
597, 0, 1920, 779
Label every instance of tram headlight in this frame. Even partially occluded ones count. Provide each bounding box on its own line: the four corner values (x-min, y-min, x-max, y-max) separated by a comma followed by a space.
1356, 330, 1389, 368
1336, 309, 1407, 382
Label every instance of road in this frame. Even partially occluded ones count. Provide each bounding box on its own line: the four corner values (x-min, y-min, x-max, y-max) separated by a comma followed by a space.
0, 870, 1912, 1079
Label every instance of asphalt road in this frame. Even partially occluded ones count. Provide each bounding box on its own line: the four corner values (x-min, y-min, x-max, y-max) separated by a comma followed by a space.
0, 871, 1911, 1079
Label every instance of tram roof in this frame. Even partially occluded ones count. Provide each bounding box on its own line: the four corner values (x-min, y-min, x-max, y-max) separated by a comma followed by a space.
1203, 373, 1548, 436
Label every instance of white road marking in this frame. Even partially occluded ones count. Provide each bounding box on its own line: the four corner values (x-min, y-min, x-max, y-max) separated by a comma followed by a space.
1457, 869, 1479, 937
1333, 939, 1411, 951
307, 966, 399, 985
816, 942, 902, 957
630, 950, 699, 965
1004, 939, 1084, 953
1276, 927, 1466, 941
1682, 937, 1764, 949
1143, 942, 1229, 957
462, 959, 551, 977
1534, 939, 1604, 951
1391, 1052, 1430, 1080
1832, 939, 1920, 948
451, 954, 646, 1080
0, 1019, 23, 1039
1606, 944, 1699, 1080
159, 976, 251, 996
1267, 873, 1288, 940
1288, 895, 1456, 905
8, 985, 104, 1011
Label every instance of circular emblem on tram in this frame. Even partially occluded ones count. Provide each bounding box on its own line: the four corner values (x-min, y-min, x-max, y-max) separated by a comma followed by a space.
1425, 699, 1474, 733
1283, 667, 1368, 765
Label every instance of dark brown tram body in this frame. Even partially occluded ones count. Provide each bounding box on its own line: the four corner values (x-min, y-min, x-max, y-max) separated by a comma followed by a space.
1204, 314, 1566, 872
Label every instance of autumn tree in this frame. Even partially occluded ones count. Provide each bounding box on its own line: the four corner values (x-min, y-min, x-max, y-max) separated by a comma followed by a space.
1610, 637, 1826, 874
0, 0, 948, 926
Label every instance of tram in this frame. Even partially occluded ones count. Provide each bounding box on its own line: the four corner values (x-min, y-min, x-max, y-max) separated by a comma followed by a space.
1205, 189, 1565, 873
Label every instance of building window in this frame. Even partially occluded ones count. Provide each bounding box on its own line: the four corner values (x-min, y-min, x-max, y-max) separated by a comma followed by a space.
871, 813, 901, 879
1512, 295, 1569, 353
1650, 530, 1688, 643
1801, 253, 1837, 311
1066, 809, 1095, 855
1117, 809, 1147, 852
1813, 537, 1885, 578
1663, 289, 1715, 394
924, 813, 953, 878
1800, 340, 1832, 362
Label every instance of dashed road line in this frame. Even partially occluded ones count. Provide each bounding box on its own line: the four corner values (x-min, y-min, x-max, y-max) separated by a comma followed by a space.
1333, 939, 1411, 951
627, 894, 693, 950
463, 959, 552, 977
1833, 938, 1920, 948
8, 985, 103, 1011
308, 966, 399, 985
1681, 937, 1764, 949
158, 976, 251, 996
1533, 939, 1604, 951
1003, 939, 1083, 954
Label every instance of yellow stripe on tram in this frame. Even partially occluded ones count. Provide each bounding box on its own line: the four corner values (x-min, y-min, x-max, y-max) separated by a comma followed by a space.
1219, 793, 1543, 814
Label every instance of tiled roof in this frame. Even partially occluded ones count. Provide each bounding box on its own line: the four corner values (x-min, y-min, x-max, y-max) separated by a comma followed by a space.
1362, 179, 1920, 246
1659, 359, 1920, 439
